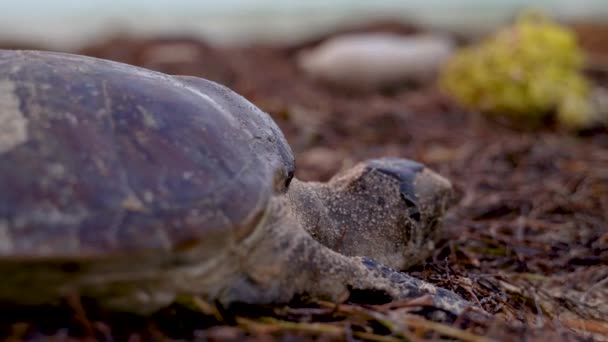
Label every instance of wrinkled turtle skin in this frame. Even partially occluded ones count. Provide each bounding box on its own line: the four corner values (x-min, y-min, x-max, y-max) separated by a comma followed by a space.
0, 50, 473, 316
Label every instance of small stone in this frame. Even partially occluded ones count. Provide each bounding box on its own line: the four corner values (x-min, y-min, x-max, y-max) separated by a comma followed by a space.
298, 33, 455, 90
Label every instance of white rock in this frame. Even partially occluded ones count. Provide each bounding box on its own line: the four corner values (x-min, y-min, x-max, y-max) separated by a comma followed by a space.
297, 33, 455, 90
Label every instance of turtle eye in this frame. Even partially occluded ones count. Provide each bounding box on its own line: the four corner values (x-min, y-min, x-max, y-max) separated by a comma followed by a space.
400, 192, 417, 208
400, 193, 421, 221
408, 208, 421, 222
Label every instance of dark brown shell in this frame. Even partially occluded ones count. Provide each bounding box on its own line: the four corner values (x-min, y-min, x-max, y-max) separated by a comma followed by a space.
0, 50, 294, 258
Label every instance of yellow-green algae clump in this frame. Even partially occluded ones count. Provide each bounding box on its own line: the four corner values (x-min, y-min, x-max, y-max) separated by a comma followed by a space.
440, 12, 595, 129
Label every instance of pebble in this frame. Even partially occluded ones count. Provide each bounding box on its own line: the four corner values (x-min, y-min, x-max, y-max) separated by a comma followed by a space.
297, 33, 455, 90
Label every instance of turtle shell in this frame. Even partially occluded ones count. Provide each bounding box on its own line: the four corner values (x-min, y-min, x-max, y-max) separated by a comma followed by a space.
0, 50, 294, 259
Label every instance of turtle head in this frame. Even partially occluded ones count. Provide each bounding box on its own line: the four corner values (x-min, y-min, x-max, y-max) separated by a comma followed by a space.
289, 157, 453, 270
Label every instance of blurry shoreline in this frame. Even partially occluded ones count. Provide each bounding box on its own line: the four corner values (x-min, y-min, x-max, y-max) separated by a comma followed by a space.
2, 1, 608, 50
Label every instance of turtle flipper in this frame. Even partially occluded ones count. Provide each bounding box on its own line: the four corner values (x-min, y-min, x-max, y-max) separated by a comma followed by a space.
222, 197, 475, 317
293, 236, 473, 316
347, 256, 472, 315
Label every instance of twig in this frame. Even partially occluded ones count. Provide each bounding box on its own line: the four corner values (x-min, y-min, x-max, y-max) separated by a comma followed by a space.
238, 317, 404, 342
560, 318, 608, 336
191, 296, 224, 322
581, 273, 608, 302
405, 317, 496, 342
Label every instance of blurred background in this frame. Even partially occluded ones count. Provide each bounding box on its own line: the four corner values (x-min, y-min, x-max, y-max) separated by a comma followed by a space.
1, 0, 608, 49
1, 2, 607, 341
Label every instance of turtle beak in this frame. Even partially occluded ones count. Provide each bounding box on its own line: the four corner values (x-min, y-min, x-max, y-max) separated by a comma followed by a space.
411, 168, 453, 220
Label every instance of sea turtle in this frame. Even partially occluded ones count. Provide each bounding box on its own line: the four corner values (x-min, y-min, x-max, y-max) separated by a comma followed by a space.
0, 50, 470, 315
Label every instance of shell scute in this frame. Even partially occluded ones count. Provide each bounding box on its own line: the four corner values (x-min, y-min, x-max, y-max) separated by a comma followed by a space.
0, 50, 293, 258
